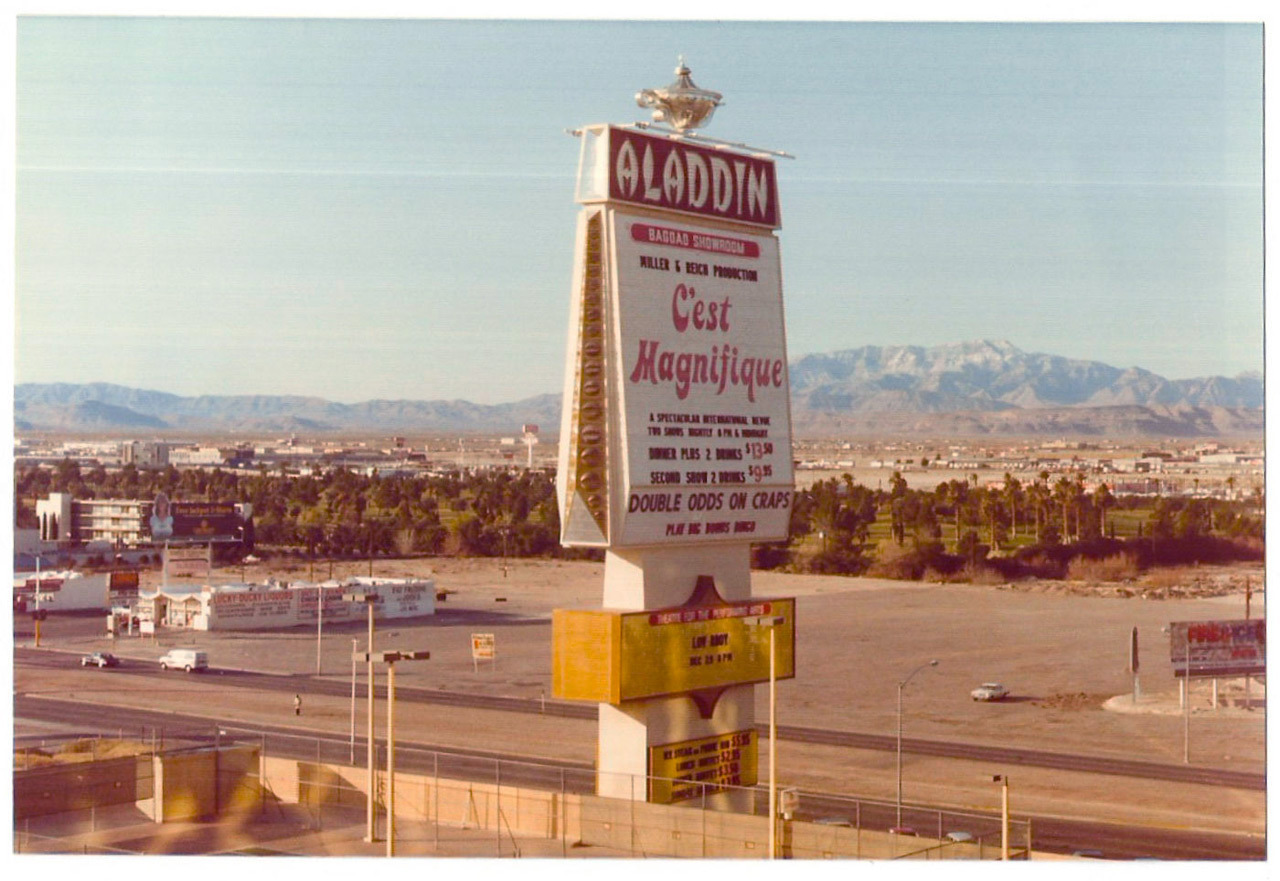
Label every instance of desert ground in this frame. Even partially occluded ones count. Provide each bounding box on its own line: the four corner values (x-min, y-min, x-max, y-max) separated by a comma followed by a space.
20, 555, 1265, 834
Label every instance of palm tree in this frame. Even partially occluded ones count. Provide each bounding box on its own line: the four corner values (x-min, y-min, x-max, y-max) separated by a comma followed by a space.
980, 488, 1003, 550
1093, 482, 1115, 538
1053, 476, 1075, 542
1003, 474, 1022, 540
1024, 480, 1046, 542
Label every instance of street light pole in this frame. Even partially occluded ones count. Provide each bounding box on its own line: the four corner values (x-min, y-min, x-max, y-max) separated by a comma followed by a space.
343, 591, 380, 842
768, 625, 777, 860
387, 658, 396, 858
896, 659, 939, 828
1183, 635, 1191, 764
747, 614, 786, 860
993, 774, 1010, 860
316, 583, 324, 676
350, 637, 357, 764
365, 649, 430, 858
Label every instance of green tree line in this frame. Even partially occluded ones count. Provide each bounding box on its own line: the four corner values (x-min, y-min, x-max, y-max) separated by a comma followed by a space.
14, 461, 1263, 578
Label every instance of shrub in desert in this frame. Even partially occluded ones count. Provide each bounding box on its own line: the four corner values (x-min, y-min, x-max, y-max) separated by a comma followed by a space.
962, 562, 1005, 585
866, 539, 958, 580
1066, 553, 1138, 583
1142, 566, 1196, 589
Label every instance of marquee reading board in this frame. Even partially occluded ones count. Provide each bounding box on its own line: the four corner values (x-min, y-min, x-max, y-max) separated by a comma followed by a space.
552, 596, 795, 704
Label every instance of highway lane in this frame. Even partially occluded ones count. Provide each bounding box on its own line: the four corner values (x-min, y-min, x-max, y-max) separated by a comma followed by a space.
17, 648, 1264, 791
13, 694, 1264, 860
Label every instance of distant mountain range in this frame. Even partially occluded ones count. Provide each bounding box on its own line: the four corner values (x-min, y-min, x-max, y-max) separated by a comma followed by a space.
14, 341, 1263, 438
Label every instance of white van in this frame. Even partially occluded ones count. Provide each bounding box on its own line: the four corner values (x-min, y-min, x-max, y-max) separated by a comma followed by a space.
158, 649, 208, 673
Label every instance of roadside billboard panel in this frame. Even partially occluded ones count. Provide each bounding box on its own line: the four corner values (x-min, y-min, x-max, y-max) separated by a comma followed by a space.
142, 498, 240, 541
1168, 619, 1265, 678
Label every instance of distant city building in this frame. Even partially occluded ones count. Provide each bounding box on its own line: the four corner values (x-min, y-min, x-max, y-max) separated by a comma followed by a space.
119, 440, 170, 468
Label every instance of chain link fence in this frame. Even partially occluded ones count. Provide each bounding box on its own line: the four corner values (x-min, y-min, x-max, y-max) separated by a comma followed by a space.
14, 726, 1029, 859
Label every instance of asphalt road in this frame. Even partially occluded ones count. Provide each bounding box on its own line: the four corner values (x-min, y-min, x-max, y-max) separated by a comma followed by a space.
17, 647, 1264, 790
14, 650, 1266, 860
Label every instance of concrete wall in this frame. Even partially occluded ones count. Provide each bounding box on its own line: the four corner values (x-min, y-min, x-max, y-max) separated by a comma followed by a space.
153, 745, 260, 822
14, 755, 149, 820
264, 758, 581, 843
13, 744, 260, 824
258, 757, 1041, 861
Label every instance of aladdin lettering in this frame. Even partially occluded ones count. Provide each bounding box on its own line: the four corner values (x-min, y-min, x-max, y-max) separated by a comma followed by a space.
610, 128, 779, 228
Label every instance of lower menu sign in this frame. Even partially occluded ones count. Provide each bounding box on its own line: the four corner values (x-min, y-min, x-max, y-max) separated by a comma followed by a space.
613, 213, 794, 546
649, 729, 758, 803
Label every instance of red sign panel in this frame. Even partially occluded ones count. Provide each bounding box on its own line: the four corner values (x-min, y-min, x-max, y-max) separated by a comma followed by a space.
1168, 619, 1265, 678
109, 570, 140, 594
607, 126, 780, 229
629, 222, 762, 258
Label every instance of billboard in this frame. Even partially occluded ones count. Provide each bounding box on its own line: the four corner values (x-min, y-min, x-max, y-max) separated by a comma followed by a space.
165, 545, 212, 579
1168, 619, 1265, 678
109, 570, 140, 598
142, 497, 241, 541
649, 729, 757, 803
552, 596, 795, 704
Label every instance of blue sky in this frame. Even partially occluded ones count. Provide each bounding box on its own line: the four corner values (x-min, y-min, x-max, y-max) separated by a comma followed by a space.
14, 17, 1263, 403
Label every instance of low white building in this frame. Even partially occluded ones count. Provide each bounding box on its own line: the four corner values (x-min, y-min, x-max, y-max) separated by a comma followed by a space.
140, 575, 436, 631
13, 570, 111, 612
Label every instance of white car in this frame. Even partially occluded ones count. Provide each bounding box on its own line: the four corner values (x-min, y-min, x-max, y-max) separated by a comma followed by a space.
970, 682, 1009, 701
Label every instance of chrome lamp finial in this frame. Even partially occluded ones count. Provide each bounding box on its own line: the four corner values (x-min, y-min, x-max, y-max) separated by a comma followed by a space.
635, 57, 723, 132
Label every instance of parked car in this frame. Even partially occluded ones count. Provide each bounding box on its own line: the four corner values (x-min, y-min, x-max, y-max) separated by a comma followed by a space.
158, 649, 208, 672
1071, 849, 1105, 859
970, 682, 1010, 701
814, 816, 853, 827
888, 826, 918, 836
80, 652, 119, 668
945, 831, 975, 842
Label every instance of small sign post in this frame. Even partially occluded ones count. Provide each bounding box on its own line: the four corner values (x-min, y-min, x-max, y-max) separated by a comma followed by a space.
471, 633, 496, 673
1130, 626, 1140, 703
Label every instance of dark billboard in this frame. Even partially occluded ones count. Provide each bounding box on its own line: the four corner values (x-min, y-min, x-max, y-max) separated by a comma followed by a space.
141, 494, 240, 541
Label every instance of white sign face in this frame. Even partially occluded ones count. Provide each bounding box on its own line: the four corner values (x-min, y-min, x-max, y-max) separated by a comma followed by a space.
471, 632, 496, 659
611, 212, 794, 546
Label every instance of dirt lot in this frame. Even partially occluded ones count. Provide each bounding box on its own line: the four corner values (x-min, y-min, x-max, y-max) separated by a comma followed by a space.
19, 556, 1266, 833
97, 556, 1269, 768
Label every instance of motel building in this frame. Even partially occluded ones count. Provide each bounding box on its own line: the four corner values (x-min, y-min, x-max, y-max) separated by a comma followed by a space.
35, 492, 252, 549
139, 575, 436, 631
